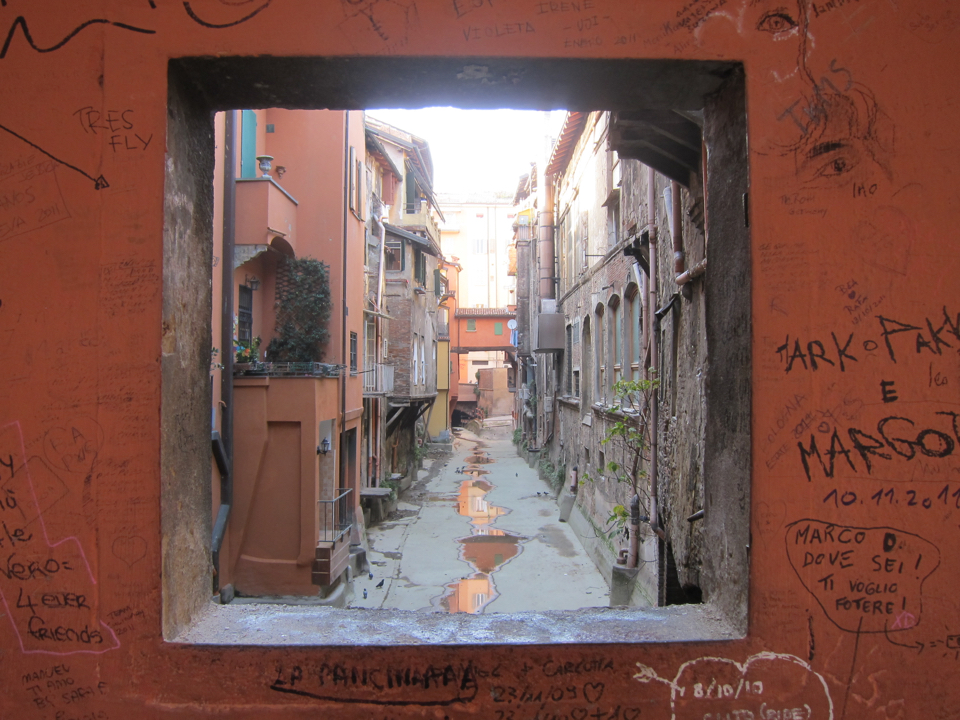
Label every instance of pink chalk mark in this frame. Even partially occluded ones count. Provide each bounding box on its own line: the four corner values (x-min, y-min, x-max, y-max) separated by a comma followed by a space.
0, 421, 120, 655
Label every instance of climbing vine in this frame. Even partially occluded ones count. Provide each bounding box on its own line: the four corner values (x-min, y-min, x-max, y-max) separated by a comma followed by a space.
265, 256, 333, 362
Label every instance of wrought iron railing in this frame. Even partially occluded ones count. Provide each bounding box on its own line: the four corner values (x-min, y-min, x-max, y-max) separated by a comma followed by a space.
234, 362, 344, 378
318, 488, 353, 544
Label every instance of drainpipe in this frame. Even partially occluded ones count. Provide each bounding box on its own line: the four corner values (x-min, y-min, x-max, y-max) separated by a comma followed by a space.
539, 176, 556, 301
212, 109, 237, 591
340, 111, 350, 502
670, 179, 708, 290
374, 215, 387, 485
646, 166, 665, 546
676, 258, 707, 286
670, 181, 684, 277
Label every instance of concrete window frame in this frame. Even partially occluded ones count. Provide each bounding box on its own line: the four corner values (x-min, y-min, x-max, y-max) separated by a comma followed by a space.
162, 56, 750, 646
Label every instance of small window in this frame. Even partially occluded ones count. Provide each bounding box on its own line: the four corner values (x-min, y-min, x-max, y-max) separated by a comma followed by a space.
414, 248, 427, 286
349, 331, 358, 373
385, 238, 404, 271
237, 285, 253, 342
494, 322, 503, 336
474, 236, 488, 254
466, 319, 477, 332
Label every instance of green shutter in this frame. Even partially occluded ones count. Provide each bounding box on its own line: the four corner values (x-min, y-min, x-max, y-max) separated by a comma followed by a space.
467, 319, 476, 332
240, 110, 257, 179
494, 322, 503, 336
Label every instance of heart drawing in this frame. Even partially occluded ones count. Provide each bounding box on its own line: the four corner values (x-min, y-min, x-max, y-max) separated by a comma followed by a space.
112, 535, 147, 568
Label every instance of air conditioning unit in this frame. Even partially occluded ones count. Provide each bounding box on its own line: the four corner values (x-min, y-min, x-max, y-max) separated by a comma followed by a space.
535, 313, 564, 354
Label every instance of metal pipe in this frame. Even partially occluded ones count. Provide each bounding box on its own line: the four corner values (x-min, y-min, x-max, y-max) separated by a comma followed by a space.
339, 110, 350, 499
647, 166, 665, 545
212, 110, 238, 591
538, 176, 556, 300
671, 180, 684, 276
676, 257, 707, 286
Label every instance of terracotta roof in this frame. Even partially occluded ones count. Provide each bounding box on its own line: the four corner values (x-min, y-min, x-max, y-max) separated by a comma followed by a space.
545, 112, 589, 178
455, 308, 516, 318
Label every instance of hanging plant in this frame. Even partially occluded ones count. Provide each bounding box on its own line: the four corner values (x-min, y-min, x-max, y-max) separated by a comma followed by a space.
265, 256, 333, 362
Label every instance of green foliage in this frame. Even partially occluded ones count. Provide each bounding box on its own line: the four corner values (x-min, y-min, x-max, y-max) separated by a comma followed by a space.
581, 377, 659, 535
382, 479, 399, 500
266, 257, 333, 362
538, 458, 564, 493
512, 428, 522, 445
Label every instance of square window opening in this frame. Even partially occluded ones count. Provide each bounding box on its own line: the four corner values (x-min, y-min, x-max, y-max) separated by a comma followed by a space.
162, 56, 750, 647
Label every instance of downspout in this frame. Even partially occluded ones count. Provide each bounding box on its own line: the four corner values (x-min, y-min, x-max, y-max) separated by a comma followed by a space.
374, 215, 387, 486
643, 167, 666, 566
340, 111, 350, 497
671, 178, 708, 288
627, 167, 664, 568
538, 176, 556, 301
212, 109, 237, 590
670, 181, 684, 277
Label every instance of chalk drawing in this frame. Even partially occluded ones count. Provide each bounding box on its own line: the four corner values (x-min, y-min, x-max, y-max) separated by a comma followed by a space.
0, 421, 120, 655
635, 651, 834, 720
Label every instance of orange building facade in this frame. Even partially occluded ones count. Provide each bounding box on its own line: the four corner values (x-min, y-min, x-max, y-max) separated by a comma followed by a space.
209, 109, 367, 596
0, 1, 957, 718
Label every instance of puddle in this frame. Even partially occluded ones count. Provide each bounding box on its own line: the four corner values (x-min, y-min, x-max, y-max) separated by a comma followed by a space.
465, 455, 494, 464
458, 531, 525, 573
438, 573, 496, 613
437, 532, 528, 614
438, 477, 527, 613
456, 479, 507, 527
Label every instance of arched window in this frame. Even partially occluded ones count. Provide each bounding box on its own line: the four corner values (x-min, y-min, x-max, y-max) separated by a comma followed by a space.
609, 295, 622, 390
625, 282, 641, 382
594, 305, 604, 404
581, 316, 592, 407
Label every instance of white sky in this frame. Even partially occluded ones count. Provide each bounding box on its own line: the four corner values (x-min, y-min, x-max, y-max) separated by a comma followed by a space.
366, 108, 566, 196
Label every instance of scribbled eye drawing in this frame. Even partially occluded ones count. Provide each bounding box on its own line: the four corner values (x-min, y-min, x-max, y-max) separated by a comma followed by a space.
756, 10, 798, 34
804, 140, 859, 181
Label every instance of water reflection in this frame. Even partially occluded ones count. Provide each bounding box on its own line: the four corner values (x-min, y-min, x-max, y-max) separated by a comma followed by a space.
440, 573, 494, 613
458, 479, 506, 527
439, 477, 527, 613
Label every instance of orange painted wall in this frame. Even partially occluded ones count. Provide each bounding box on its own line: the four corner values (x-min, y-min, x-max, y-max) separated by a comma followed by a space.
0, 1, 957, 718
458, 315, 515, 349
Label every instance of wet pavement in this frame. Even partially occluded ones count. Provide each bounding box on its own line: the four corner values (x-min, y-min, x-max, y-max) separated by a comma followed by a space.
349, 422, 610, 613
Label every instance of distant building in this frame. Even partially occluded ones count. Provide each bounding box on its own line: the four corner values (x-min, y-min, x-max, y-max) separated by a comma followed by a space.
364, 117, 446, 481
439, 192, 516, 387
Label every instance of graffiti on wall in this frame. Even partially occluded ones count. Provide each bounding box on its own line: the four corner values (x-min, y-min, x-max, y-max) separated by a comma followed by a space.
634, 652, 834, 720
0, 422, 120, 655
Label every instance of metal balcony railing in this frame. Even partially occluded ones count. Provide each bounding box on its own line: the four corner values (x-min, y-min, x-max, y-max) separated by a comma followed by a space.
234, 362, 344, 378
437, 323, 450, 340
318, 488, 353, 544
362, 362, 395, 393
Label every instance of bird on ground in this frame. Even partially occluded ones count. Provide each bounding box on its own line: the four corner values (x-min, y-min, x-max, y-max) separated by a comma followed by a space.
376, 579, 385, 588
368, 572, 373, 580
363, 589, 368, 599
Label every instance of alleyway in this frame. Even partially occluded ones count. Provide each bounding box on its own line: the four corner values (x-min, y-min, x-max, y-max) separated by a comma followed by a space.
350, 421, 610, 613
